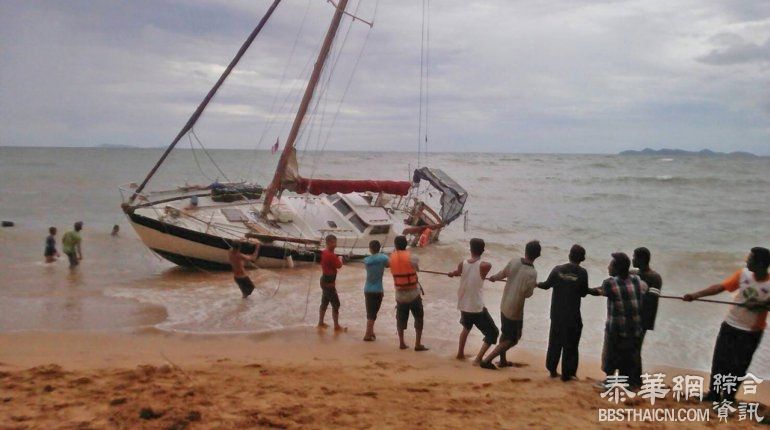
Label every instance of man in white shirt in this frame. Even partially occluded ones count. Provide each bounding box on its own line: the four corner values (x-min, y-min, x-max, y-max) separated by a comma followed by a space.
448, 238, 497, 365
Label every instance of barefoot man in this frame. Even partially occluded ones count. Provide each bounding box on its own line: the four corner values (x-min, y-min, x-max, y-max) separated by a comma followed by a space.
229, 242, 260, 298
448, 238, 498, 365
363, 240, 389, 341
319, 234, 346, 331
390, 235, 428, 351
479, 240, 541, 370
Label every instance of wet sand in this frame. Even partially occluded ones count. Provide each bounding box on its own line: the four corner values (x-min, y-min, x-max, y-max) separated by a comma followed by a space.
0, 329, 767, 429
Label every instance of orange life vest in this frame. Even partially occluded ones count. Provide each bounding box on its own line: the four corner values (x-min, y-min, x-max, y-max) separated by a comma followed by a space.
389, 250, 418, 291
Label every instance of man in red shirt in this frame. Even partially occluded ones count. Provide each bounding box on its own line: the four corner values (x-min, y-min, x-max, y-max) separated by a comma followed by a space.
319, 234, 346, 331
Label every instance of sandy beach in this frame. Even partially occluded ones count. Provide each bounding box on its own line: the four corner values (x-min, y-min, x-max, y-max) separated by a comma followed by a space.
1, 329, 767, 429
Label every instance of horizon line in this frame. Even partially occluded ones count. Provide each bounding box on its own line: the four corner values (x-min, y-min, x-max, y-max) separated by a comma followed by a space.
1, 145, 767, 157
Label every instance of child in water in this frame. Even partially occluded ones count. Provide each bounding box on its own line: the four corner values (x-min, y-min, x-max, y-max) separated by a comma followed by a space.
44, 227, 59, 263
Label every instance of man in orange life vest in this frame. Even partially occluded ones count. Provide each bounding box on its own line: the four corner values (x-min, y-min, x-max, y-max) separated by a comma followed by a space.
390, 235, 428, 351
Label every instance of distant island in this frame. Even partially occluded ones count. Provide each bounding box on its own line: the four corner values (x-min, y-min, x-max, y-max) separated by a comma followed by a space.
619, 148, 761, 158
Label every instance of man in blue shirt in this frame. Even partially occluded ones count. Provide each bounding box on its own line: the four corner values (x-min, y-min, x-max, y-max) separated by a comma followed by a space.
363, 240, 389, 341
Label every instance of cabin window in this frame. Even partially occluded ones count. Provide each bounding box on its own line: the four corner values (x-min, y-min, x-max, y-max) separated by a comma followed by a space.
349, 214, 368, 233
327, 221, 338, 228
370, 225, 389, 235
333, 199, 353, 216
327, 194, 340, 204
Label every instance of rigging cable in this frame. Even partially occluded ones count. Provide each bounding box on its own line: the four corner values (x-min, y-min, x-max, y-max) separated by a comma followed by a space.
417, 0, 426, 168
190, 129, 231, 183
248, 0, 314, 179
425, 0, 431, 162
188, 133, 215, 182
307, 0, 379, 182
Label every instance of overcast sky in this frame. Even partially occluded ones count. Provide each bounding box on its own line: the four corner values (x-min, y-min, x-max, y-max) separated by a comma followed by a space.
1, 0, 769, 154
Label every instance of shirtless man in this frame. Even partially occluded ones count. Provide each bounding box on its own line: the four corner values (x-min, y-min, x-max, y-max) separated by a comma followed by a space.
229, 241, 260, 298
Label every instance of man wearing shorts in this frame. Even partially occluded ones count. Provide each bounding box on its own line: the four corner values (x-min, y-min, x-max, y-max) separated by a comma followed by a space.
448, 238, 498, 365
363, 240, 389, 341
229, 242, 260, 298
390, 235, 428, 351
319, 234, 345, 331
479, 240, 541, 370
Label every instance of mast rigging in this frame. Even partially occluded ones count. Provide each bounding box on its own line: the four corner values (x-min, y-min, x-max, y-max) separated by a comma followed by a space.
261, 0, 352, 217
129, 0, 283, 204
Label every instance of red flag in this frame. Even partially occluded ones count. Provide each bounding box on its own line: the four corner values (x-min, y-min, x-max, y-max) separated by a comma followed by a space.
271, 138, 280, 154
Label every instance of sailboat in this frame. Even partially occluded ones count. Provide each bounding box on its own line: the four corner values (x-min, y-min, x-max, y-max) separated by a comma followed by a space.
120, 0, 467, 269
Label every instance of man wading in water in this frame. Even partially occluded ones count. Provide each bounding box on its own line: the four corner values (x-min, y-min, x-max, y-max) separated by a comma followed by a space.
229, 242, 260, 298
62, 222, 84, 268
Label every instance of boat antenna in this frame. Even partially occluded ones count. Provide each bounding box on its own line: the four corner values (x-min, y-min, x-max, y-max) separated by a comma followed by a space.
261, 0, 352, 217
128, 0, 283, 204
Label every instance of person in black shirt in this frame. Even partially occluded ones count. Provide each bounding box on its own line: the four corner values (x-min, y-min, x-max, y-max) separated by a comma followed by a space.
632, 247, 662, 368
538, 244, 588, 381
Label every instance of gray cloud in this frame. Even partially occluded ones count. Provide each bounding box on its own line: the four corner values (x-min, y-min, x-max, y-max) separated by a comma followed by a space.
698, 34, 770, 65
1, 0, 769, 155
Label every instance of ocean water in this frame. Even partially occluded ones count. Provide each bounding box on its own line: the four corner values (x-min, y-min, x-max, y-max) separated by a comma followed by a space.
0, 147, 768, 377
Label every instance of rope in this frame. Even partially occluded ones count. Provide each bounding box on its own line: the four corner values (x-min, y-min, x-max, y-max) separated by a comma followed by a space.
414, 269, 765, 308
301, 253, 318, 322
418, 268, 489, 280
657, 294, 762, 308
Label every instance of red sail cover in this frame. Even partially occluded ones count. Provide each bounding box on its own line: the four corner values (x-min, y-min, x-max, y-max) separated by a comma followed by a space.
294, 177, 411, 196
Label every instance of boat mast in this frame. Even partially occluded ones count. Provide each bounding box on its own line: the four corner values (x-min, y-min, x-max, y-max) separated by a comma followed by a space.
128, 0, 283, 204
261, 0, 351, 217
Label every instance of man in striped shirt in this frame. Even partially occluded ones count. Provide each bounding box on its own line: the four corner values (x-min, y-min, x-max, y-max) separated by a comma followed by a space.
589, 252, 649, 388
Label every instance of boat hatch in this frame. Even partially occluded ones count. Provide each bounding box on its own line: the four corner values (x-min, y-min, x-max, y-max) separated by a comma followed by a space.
221, 208, 249, 222
351, 206, 390, 225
